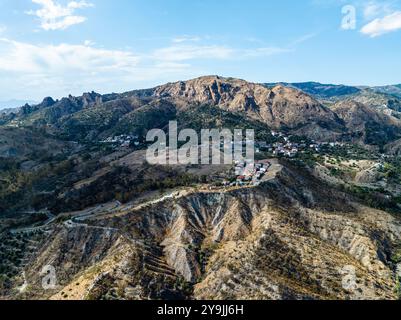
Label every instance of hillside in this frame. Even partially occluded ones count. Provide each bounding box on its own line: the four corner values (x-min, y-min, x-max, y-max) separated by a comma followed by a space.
8, 76, 401, 146
264, 82, 361, 99
332, 100, 401, 146
371, 85, 401, 99
1, 76, 401, 300
2, 160, 400, 300
0, 76, 348, 145
152, 76, 343, 133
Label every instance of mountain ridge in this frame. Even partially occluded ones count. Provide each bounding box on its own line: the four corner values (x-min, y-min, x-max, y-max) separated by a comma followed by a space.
2, 75, 401, 147
2, 76, 401, 301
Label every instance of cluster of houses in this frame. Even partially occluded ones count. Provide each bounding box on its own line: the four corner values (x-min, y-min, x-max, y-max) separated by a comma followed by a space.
6, 120, 21, 128
272, 142, 299, 157
100, 134, 140, 148
256, 131, 346, 158
255, 131, 301, 158
226, 160, 270, 187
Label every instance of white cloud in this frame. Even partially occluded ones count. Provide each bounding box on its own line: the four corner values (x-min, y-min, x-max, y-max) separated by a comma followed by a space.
0, 38, 200, 99
363, 1, 394, 20
364, 3, 383, 19
172, 36, 202, 43
84, 39, 95, 46
0, 38, 139, 73
361, 11, 401, 37
290, 33, 317, 47
0, 38, 148, 99
0, 37, 292, 99
27, 0, 93, 31
0, 39, 287, 73
152, 45, 234, 61
152, 44, 290, 62
0, 26, 6, 34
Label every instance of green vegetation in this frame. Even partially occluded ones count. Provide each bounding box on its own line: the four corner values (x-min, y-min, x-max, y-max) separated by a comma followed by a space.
114, 170, 203, 205
391, 249, 401, 264
173, 277, 194, 298
380, 158, 401, 183
329, 167, 344, 177
396, 278, 401, 300
292, 150, 322, 168
343, 185, 401, 214
0, 155, 103, 214
112, 100, 177, 138
365, 121, 401, 149
320, 144, 377, 161
177, 105, 275, 142
0, 231, 44, 294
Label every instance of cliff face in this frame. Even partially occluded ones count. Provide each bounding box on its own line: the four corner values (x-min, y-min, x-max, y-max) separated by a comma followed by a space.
13, 161, 401, 300
152, 76, 343, 132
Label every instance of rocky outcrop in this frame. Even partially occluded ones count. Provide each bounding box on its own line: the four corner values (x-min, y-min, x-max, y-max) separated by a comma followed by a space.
151, 76, 343, 132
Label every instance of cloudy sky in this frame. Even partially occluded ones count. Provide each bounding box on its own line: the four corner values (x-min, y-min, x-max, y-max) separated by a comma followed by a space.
0, 0, 400, 102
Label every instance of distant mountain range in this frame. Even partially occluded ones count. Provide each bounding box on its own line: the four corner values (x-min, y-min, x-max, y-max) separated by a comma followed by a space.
264, 82, 362, 99
3, 81, 401, 112
2, 76, 401, 148
0, 99, 38, 112
368, 84, 401, 98
265, 82, 401, 100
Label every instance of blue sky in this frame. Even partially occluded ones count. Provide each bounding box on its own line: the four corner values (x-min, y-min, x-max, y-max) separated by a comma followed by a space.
0, 0, 401, 102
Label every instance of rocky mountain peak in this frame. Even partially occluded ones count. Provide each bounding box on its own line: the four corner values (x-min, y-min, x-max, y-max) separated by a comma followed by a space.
151, 76, 340, 131
41, 97, 56, 108
82, 91, 102, 108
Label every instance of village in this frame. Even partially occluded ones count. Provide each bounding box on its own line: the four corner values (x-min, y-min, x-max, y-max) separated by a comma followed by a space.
230, 160, 271, 187
231, 131, 348, 187
100, 130, 351, 189
256, 130, 345, 158
100, 134, 141, 148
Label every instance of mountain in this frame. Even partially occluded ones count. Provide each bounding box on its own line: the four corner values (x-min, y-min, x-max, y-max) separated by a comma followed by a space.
4, 75, 401, 148
0, 76, 346, 143
0, 107, 19, 115
0, 100, 38, 110
4, 75, 401, 149
371, 85, 401, 99
1, 76, 401, 301
264, 82, 401, 142
152, 76, 344, 134
3, 160, 400, 300
264, 82, 401, 113
349, 89, 401, 115
385, 138, 401, 155
332, 100, 401, 146
264, 82, 361, 99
